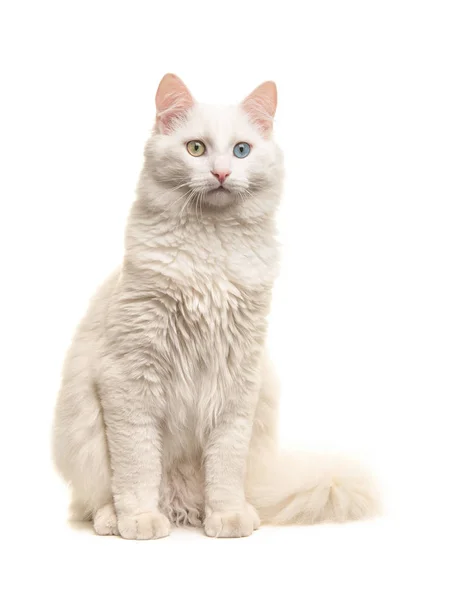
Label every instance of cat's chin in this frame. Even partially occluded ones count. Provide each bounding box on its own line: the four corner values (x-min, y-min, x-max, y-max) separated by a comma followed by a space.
202, 188, 236, 208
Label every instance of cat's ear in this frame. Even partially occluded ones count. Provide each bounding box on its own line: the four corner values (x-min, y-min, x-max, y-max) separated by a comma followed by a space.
241, 81, 277, 136
155, 73, 194, 134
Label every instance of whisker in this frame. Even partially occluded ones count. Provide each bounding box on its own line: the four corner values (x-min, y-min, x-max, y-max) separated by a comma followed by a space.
157, 186, 191, 218
179, 189, 196, 219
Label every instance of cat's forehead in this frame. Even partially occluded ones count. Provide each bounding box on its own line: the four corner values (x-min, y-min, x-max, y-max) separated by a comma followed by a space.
178, 103, 258, 146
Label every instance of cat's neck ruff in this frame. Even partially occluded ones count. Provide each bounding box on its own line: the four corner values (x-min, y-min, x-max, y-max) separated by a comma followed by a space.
123, 189, 280, 292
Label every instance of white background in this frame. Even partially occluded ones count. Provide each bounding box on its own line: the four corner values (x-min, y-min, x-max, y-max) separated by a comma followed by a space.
1, 1, 449, 598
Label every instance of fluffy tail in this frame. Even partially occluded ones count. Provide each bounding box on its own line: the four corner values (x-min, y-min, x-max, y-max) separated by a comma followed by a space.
247, 451, 380, 525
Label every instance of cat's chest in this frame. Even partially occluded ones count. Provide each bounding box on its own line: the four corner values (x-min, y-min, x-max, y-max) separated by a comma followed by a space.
111, 247, 270, 438
162, 237, 273, 346
117, 223, 276, 378
163, 279, 266, 441
134, 221, 279, 291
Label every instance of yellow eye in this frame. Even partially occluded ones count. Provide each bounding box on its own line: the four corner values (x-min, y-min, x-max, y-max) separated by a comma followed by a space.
187, 140, 206, 156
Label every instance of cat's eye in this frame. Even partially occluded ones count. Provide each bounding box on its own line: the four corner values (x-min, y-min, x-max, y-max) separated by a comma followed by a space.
233, 142, 251, 158
187, 140, 206, 157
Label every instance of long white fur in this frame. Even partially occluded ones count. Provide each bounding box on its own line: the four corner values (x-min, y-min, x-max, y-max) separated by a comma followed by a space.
52, 75, 379, 539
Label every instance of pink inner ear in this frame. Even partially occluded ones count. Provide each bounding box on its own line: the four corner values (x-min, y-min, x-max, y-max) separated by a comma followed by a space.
241, 81, 277, 136
155, 73, 194, 134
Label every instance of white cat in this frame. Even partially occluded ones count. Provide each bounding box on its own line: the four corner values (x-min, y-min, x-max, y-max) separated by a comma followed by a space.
52, 74, 379, 539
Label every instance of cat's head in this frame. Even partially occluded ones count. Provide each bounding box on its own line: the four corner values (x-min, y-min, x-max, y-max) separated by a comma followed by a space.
141, 74, 283, 218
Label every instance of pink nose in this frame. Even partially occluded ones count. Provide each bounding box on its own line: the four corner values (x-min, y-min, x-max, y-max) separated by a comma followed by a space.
211, 170, 231, 184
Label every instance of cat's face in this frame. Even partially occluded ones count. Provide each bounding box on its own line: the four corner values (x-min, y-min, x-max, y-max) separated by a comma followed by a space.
143, 75, 283, 216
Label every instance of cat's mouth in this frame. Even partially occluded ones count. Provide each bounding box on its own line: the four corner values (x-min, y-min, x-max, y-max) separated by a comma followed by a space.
187, 183, 239, 207
200, 185, 237, 208
209, 186, 231, 194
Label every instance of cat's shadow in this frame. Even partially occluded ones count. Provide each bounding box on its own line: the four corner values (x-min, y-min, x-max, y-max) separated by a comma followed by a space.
67, 519, 205, 539
68, 519, 95, 533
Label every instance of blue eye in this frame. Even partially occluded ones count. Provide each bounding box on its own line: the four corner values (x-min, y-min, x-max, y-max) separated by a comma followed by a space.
233, 142, 251, 158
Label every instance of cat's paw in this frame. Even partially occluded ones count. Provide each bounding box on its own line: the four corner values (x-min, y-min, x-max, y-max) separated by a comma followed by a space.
204, 504, 260, 538
117, 511, 171, 540
93, 503, 119, 536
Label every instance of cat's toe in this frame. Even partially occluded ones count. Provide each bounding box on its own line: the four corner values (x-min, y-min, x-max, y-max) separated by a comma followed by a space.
118, 511, 171, 540
247, 502, 261, 530
204, 505, 259, 538
93, 503, 119, 536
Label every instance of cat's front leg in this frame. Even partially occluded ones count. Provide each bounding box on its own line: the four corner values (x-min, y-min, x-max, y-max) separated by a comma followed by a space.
203, 401, 261, 538
100, 357, 171, 540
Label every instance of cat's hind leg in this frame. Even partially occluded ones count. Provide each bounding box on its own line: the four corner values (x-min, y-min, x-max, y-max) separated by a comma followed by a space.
53, 349, 114, 531
93, 503, 119, 536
